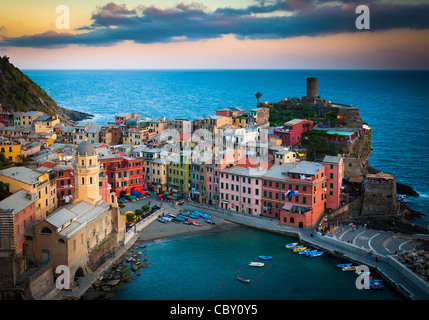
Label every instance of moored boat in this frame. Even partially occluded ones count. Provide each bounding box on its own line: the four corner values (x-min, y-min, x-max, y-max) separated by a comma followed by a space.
336, 263, 352, 268
248, 261, 264, 267
305, 249, 317, 256
189, 213, 199, 219
157, 217, 167, 223
309, 251, 324, 257
285, 242, 298, 248
192, 221, 202, 226
237, 276, 250, 283
342, 266, 357, 271
183, 220, 193, 225
206, 219, 216, 224
293, 246, 307, 253
258, 256, 273, 260
299, 249, 310, 255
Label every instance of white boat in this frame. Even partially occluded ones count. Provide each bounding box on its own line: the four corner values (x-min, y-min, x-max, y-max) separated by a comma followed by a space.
248, 261, 264, 267
285, 242, 298, 248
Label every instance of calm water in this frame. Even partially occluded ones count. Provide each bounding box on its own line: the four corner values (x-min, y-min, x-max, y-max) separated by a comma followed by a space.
112, 228, 403, 300
24, 69, 429, 224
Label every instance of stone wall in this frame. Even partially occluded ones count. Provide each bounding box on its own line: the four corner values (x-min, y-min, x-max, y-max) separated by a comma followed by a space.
361, 175, 397, 216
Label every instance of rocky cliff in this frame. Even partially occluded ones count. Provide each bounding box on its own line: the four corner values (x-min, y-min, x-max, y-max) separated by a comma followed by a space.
0, 56, 92, 125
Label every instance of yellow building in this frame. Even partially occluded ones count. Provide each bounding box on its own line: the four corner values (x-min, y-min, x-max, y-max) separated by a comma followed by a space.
0, 140, 22, 162
168, 151, 191, 194
233, 117, 250, 128
0, 166, 57, 220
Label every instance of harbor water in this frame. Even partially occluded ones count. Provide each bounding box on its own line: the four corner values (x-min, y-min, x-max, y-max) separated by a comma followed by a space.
112, 228, 403, 300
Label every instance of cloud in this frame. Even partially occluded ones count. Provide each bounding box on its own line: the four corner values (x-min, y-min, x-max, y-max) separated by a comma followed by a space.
1, 0, 429, 48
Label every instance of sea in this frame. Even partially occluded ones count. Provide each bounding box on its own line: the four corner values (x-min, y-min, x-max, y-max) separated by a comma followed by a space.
22, 69, 429, 300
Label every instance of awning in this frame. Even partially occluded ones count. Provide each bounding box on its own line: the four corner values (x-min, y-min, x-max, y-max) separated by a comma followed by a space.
282, 203, 293, 210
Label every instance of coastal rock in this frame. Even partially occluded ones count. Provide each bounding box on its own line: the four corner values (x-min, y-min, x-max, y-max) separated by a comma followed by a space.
397, 182, 420, 197
106, 279, 121, 286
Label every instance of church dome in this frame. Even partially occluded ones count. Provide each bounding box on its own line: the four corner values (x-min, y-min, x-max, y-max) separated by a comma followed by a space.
76, 140, 96, 157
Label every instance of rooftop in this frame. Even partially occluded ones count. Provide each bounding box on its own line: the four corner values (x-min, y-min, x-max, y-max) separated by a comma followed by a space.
0, 166, 44, 185
0, 189, 37, 215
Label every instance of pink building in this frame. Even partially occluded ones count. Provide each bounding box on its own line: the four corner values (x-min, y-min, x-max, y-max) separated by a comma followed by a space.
0, 189, 37, 256
219, 165, 264, 215
322, 155, 344, 211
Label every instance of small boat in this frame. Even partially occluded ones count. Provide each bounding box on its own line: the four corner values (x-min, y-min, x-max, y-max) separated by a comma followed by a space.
237, 276, 250, 283
206, 219, 216, 224
285, 242, 298, 248
336, 263, 353, 268
248, 261, 264, 267
162, 216, 172, 222
299, 249, 310, 255
189, 213, 199, 219
342, 266, 357, 271
305, 250, 317, 256
258, 256, 273, 260
309, 251, 324, 257
293, 246, 307, 253
157, 217, 167, 223
183, 220, 193, 225
290, 244, 303, 250
180, 211, 190, 217
192, 221, 202, 226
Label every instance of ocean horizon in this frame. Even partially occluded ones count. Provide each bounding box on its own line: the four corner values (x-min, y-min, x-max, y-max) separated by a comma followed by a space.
23, 69, 429, 225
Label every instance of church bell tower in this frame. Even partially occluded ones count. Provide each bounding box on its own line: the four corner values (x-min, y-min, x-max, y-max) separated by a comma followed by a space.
73, 139, 102, 205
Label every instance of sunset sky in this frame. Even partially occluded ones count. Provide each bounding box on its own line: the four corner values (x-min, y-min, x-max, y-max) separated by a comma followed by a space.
1, 0, 428, 69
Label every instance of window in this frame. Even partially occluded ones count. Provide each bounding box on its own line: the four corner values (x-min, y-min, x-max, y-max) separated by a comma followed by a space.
41, 227, 52, 234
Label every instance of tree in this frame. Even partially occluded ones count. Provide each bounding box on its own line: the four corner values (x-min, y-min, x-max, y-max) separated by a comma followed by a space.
254, 92, 263, 106
135, 209, 143, 221
126, 212, 136, 223
141, 205, 150, 213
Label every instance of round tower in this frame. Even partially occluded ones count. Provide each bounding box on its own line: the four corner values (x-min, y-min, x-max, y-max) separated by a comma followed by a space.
307, 77, 317, 98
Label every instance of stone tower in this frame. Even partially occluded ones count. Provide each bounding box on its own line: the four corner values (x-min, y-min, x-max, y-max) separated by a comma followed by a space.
73, 139, 102, 205
307, 77, 317, 98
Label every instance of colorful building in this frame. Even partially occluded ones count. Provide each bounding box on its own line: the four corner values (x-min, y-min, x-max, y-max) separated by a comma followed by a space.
0, 166, 57, 220
0, 189, 37, 256
273, 119, 313, 147
261, 161, 328, 228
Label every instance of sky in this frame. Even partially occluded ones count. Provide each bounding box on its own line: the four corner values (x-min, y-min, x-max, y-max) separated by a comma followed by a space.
0, 0, 429, 69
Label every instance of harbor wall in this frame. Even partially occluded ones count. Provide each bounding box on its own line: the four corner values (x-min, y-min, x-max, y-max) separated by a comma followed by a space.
124, 209, 163, 244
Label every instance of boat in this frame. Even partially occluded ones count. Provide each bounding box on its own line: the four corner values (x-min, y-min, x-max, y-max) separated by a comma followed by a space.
206, 219, 216, 224
192, 221, 202, 226
157, 217, 167, 223
237, 276, 250, 283
180, 211, 190, 217
293, 246, 307, 253
336, 263, 353, 268
248, 261, 264, 267
258, 256, 273, 260
342, 266, 357, 271
299, 249, 310, 255
189, 213, 199, 219
290, 244, 303, 250
309, 251, 324, 257
305, 250, 317, 256
162, 216, 173, 222
183, 220, 193, 225
285, 242, 298, 248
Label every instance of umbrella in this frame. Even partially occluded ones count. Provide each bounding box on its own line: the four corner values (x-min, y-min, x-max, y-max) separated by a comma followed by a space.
131, 190, 142, 196
128, 195, 137, 199
124, 211, 134, 215
168, 196, 174, 199
158, 194, 164, 197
